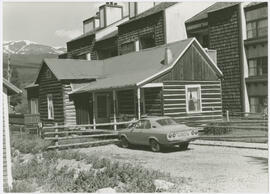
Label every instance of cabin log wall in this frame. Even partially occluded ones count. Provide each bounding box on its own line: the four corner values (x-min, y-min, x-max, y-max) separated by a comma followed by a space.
163, 81, 222, 121
37, 64, 64, 125
62, 84, 76, 125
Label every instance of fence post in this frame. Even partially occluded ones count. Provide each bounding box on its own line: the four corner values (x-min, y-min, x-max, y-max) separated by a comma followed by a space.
55, 123, 59, 150
20, 126, 23, 138
226, 110, 230, 122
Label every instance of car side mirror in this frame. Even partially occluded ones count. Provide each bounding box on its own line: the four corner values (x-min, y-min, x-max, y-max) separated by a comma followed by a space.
152, 126, 157, 128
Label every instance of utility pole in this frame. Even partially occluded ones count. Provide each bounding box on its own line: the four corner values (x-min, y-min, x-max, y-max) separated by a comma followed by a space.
7, 54, 12, 82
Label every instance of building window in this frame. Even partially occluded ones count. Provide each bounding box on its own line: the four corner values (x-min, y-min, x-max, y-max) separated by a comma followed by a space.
120, 42, 135, 55
246, 18, 268, 39
30, 98, 39, 114
139, 34, 155, 49
250, 96, 268, 114
186, 85, 202, 113
47, 94, 54, 119
248, 57, 268, 76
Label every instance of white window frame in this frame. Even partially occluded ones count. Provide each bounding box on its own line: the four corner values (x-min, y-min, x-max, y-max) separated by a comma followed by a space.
185, 85, 202, 114
47, 94, 54, 119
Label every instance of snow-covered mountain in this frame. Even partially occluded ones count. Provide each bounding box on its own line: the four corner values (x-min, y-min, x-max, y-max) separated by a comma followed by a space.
3, 40, 66, 55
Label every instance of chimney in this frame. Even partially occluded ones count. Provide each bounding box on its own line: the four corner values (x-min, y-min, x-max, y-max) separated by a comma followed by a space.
164, 47, 173, 65
129, 2, 155, 18
83, 15, 100, 34
99, 3, 123, 28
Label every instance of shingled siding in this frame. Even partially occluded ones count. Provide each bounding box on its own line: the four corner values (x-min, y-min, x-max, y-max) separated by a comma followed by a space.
66, 35, 98, 60
118, 12, 165, 54
208, 5, 242, 113
62, 84, 76, 125
163, 81, 222, 120
38, 65, 64, 125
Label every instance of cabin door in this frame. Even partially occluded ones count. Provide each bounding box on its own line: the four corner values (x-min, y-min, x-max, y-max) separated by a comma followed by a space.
95, 94, 110, 123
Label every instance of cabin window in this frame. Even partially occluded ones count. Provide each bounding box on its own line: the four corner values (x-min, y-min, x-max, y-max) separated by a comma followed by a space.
185, 85, 202, 113
46, 69, 52, 79
30, 98, 39, 114
120, 41, 135, 55
47, 94, 54, 119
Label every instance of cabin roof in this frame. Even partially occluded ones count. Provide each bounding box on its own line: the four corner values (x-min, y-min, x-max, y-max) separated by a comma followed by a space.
3, 78, 22, 96
43, 58, 103, 80
185, 2, 239, 24
119, 2, 177, 27
69, 38, 222, 94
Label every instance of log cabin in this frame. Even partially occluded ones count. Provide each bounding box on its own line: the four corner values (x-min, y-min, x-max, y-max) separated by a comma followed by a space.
27, 38, 223, 127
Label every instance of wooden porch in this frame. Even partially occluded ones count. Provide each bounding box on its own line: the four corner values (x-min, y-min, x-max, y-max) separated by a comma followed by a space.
73, 84, 164, 130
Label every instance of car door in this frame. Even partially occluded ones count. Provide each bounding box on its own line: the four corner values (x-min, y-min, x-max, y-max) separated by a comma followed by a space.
137, 120, 152, 145
127, 120, 144, 145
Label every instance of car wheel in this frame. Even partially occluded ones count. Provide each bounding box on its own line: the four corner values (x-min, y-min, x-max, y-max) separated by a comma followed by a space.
149, 139, 160, 152
120, 136, 129, 148
179, 142, 189, 150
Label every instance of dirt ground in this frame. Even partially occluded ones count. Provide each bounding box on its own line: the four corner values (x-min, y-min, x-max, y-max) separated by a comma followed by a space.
78, 144, 268, 192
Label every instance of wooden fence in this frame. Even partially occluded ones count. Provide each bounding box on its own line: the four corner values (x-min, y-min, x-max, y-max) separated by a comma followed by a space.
42, 120, 137, 150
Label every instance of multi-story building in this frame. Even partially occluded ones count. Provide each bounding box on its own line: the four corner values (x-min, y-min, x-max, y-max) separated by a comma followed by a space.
244, 2, 268, 114
185, 2, 268, 114
63, 2, 128, 60
117, 2, 214, 55
62, 2, 214, 59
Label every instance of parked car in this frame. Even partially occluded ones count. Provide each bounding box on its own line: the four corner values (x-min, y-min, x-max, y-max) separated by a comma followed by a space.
118, 116, 199, 152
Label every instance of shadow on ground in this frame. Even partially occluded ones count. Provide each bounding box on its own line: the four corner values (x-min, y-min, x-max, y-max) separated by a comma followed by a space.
244, 156, 268, 173
117, 144, 193, 153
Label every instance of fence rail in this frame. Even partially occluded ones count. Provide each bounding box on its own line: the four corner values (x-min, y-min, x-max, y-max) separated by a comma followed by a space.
42, 120, 137, 150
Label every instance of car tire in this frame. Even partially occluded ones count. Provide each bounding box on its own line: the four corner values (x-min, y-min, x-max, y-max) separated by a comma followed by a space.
149, 139, 160, 152
179, 142, 189, 150
120, 136, 129, 148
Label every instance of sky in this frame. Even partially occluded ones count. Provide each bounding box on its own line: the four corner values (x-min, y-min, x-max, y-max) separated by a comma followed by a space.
3, 1, 129, 47
2, 1, 213, 48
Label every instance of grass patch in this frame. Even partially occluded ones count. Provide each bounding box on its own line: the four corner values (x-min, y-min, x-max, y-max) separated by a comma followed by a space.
12, 150, 175, 193
11, 134, 52, 154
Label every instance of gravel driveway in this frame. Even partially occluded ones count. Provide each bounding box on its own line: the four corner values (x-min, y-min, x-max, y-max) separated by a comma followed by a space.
78, 144, 268, 192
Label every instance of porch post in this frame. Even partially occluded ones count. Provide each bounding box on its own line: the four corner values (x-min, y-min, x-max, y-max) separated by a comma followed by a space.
92, 92, 96, 130
113, 90, 117, 130
137, 87, 141, 120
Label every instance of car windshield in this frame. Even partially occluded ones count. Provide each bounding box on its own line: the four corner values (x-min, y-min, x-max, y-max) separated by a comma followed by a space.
156, 118, 178, 126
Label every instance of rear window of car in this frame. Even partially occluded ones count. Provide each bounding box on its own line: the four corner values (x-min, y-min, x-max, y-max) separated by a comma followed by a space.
156, 118, 177, 126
